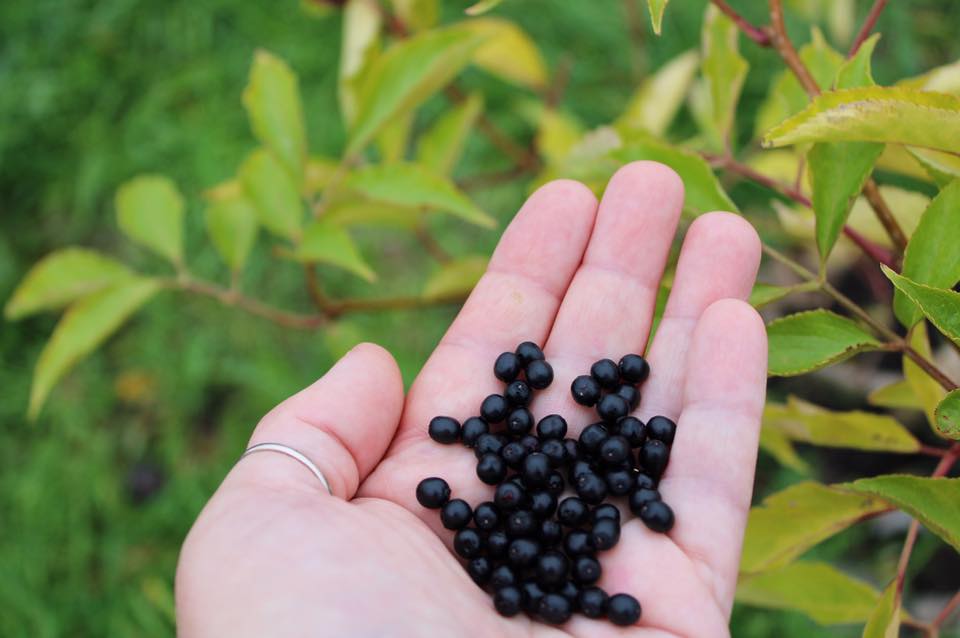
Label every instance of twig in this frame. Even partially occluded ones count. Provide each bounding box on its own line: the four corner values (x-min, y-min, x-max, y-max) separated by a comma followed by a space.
918, 444, 950, 458
768, 0, 820, 96
444, 85, 540, 171
304, 265, 329, 310
848, 0, 888, 58
546, 54, 574, 109
622, 0, 647, 81
863, 179, 909, 254
932, 589, 960, 632
415, 223, 452, 263
458, 165, 534, 190
711, 0, 772, 46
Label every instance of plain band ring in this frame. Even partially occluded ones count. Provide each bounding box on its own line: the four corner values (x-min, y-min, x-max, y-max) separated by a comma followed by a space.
240, 443, 333, 495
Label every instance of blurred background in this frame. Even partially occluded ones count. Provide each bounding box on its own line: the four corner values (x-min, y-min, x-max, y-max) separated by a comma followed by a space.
2, 0, 959, 635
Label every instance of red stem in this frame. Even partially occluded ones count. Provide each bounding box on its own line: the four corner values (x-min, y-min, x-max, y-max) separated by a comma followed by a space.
711, 0, 772, 46
848, 0, 888, 58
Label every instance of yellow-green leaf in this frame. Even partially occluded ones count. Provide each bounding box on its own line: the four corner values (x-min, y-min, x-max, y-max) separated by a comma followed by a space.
700, 4, 748, 150
736, 561, 881, 624
891, 180, 960, 326
935, 390, 960, 440
390, 0, 437, 31
29, 278, 160, 419
323, 200, 421, 229
749, 282, 801, 309
537, 108, 585, 166
242, 50, 307, 180
742, 482, 889, 573
759, 425, 809, 473
376, 109, 414, 163
416, 92, 483, 174
239, 149, 304, 241
115, 175, 185, 266
767, 309, 881, 376
647, 0, 668, 35
835, 33, 879, 89
763, 87, 960, 154
465, 18, 547, 90
617, 50, 699, 137
862, 580, 901, 638
5, 249, 133, 320
465, 0, 504, 15
203, 181, 258, 271
344, 162, 495, 228
868, 379, 922, 411
303, 156, 341, 198
847, 475, 960, 552
907, 147, 960, 186
903, 322, 947, 430
347, 26, 488, 156
293, 220, 376, 282
423, 255, 488, 299
847, 185, 930, 247
884, 266, 960, 347
339, 0, 382, 127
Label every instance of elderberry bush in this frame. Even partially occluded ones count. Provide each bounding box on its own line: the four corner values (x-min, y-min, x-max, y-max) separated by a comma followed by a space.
416, 342, 676, 627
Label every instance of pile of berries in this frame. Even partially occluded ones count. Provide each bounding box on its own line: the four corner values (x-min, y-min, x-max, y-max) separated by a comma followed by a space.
415, 341, 676, 626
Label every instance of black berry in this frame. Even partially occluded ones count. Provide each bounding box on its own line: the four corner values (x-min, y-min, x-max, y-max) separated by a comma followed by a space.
474, 432, 504, 458
477, 453, 507, 485
647, 415, 677, 445
506, 509, 538, 538
522, 452, 551, 487
427, 416, 461, 444
415, 477, 450, 509
590, 358, 620, 389
640, 500, 674, 533
536, 551, 569, 587
515, 341, 545, 365
616, 416, 646, 447
635, 472, 657, 490
480, 394, 509, 423
494, 481, 526, 510
491, 564, 517, 588
507, 538, 541, 567
521, 580, 546, 614
526, 359, 554, 389
599, 435, 631, 465
597, 393, 629, 423
536, 414, 568, 440
500, 441, 528, 469
487, 530, 510, 558
538, 593, 572, 624
578, 586, 608, 619
607, 593, 642, 626
493, 586, 523, 617
557, 496, 589, 527
615, 384, 640, 410
473, 501, 500, 531
591, 518, 620, 551
591, 503, 621, 523
467, 556, 492, 585
461, 416, 489, 447
505, 380, 532, 406
559, 581, 580, 607
539, 438, 567, 467
494, 351, 522, 382
440, 498, 472, 530
519, 435, 539, 453
640, 439, 670, 478
546, 471, 565, 495
575, 472, 608, 505
571, 375, 602, 406
453, 528, 483, 558
618, 354, 650, 383
579, 423, 609, 454
506, 407, 534, 436
530, 491, 558, 519
564, 530, 595, 557
572, 555, 602, 584
605, 469, 634, 496
562, 438, 580, 461
540, 519, 563, 546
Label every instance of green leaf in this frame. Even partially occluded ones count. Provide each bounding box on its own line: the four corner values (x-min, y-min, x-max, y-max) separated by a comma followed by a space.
465, 0, 503, 15
764, 396, 920, 453
736, 561, 881, 624
617, 50, 699, 137
242, 50, 307, 180
766, 309, 882, 376
883, 266, 960, 347
423, 255, 488, 299
203, 181, 259, 271
339, 0, 382, 127
935, 390, 960, 440
847, 475, 960, 552
5, 249, 134, 320
868, 379, 922, 411
903, 322, 947, 430
741, 482, 889, 573
907, 147, 960, 186
376, 109, 414, 163
323, 200, 421, 229
347, 25, 488, 156
238, 149, 304, 241
115, 175, 185, 266
759, 425, 810, 473
303, 156, 342, 198
536, 108, 585, 165
344, 162, 495, 228
862, 580, 901, 638
28, 278, 161, 419
749, 282, 810, 309
390, 0, 437, 31
647, 0, 668, 35
293, 220, 376, 282
891, 180, 960, 326
416, 92, 483, 174
763, 87, 960, 154
835, 33, 879, 89
699, 4, 748, 150
464, 18, 547, 90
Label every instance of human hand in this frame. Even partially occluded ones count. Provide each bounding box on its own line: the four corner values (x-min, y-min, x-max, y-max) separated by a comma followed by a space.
176, 161, 767, 638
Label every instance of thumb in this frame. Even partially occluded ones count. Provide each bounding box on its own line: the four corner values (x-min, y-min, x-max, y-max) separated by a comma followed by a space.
227, 342, 405, 499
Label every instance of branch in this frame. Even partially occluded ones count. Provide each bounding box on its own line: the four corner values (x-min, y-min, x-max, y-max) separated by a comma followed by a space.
622, 0, 647, 81
414, 223, 452, 263
932, 589, 960, 632
711, 0, 772, 46
458, 165, 533, 190
444, 85, 540, 171
768, 0, 820, 96
863, 179, 909, 254
848, 0, 888, 58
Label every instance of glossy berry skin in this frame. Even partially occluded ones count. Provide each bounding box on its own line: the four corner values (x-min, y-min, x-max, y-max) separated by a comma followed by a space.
640, 439, 670, 478
557, 497, 589, 527
494, 351, 521, 382
570, 459, 594, 482
619, 354, 650, 383
616, 416, 646, 447
506, 407, 534, 436
540, 519, 563, 546
490, 564, 517, 588
578, 586, 609, 619
473, 501, 500, 531
599, 435, 631, 465
525, 359, 554, 390
536, 551, 569, 587
562, 438, 580, 460
575, 472, 608, 505
507, 538, 541, 568
467, 556, 492, 585
592, 503, 621, 524
519, 435, 539, 453
460, 417, 489, 447
597, 393, 629, 423
564, 530, 595, 557
605, 469, 634, 496
572, 555, 602, 585
487, 530, 510, 558
453, 528, 483, 559
579, 423, 610, 454
591, 518, 620, 551
559, 581, 581, 607
615, 384, 641, 410
440, 499, 472, 530
530, 491, 558, 519
515, 341, 545, 365
480, 394, 510, 423
493, 586, 523, 617
628, 488, 662, 516
505, 380, 532, 407
539, 439, 567, 467
607, 593, 642, 626
590, 358, 620, 389
506, 509, 538, 538
500, 441, 528, 470
494, 482, 526, 511
536, 414, 568, 440
647, 415, 677, 445
538, 593, 572, 625
521, 581, 546, 615
522, 452, 551, 486
473, 433, 504, 459
427, 416, 461, 444
476, 453, 507, 485
546, 471, 565, 496
640, 500, 675, 533
635, 472, 657, 490
415, 477, 450, 509
571, 375, 602, 407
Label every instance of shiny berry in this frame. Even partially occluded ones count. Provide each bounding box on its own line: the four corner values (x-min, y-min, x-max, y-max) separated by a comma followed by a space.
427, 416, 461, 444
578, 586, 609, 619
647, 415, 677, 445
440, 498, 472, 530
415, 477, 450, 509
521, 580, 546, 614
519, 434, 539, 452
590, 358, 620, 389
493, 586, 523, 617
473, 501, 500, 531
522, 452, 551, 486
453, 528, 483, 558
597, 393, 629, 423
473, 433, 504, 458
635, 472, 657, 490
500, 441, 528, 470
477, 453, 507, 485
487, 530, 510, 558
579, 423, 609, 454
640, 500, 675, 533
490, 564, 517, 588
617, 416, 646, 447
539, 439, 567, 467
575, 472, 608, 504
599, 435, 631, 465
571, 375, 602, 406
538, 593, 572, 624
525, 359, 554, 389
530, 491, 558, 519
494, 481, 526, 510
557, 497, 589, 527
607, 593, 642, 626
570, 459, 594, 481
480, 394, 509, 423
540, 519, 563, 546
536, 551, 569, 587
546, 471, 565, 495
505, 380, 532, 406
506, 509, 538, 538
592, 503, 621, 523
615, 384, 641, 410
494, 351, 522, 382
591, 518, 620, 551
564, 530, 595, 556
461, 416, 489, 447
572, 555, 602, 584
559, 581, 581, 607
467, 556, 492, 585
507, 538, 541, 567
536, 414, 568, 440
562, 438, 580, 460
515, 341, 545, 365
506, 407, 534, 436
640, 439, 670, 478
605, 469, 634, 496
619, 354, 650, 383
628, 487, 661, 516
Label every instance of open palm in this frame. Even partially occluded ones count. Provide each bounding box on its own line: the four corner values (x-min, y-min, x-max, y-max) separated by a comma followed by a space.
176, 162, 768, 638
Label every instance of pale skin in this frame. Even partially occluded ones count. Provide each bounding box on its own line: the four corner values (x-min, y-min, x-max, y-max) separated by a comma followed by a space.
176, 162, 768, 638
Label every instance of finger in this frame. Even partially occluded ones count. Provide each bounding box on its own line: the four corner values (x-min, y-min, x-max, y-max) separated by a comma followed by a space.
227, 342, 405, 499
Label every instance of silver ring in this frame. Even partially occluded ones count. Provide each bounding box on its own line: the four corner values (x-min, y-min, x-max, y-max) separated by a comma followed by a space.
240, 442, 333, 495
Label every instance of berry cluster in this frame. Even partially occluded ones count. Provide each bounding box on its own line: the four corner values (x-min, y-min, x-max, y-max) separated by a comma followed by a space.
415, 341, 676, 626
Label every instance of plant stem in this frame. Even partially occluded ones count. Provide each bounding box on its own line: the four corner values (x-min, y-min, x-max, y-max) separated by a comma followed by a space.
711, 0, 772, 46
458, 165, 533, 190
304, 265, 329, 310
932, 589, 960, 632
444, 85, 540, 171
848, 0, 888, 58
414, 223, 452, 263
863, 179, 909, 254
622, 0, 647, 81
